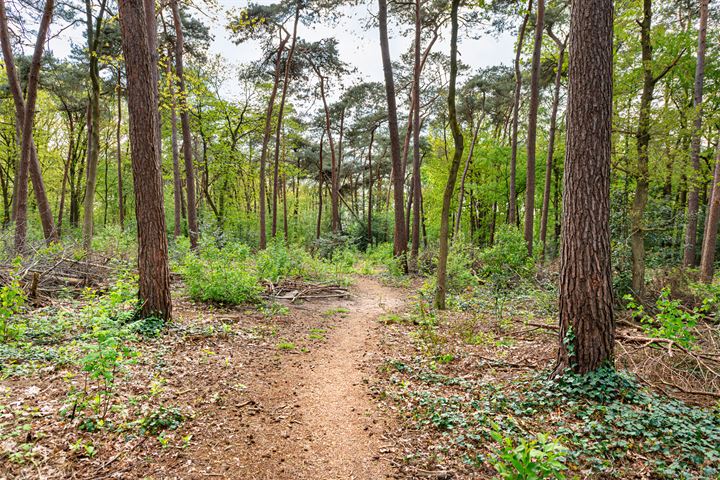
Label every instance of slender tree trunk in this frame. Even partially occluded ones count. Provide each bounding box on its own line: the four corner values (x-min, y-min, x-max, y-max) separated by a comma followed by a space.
116, 70, 125, 231
434, 0, 463, 310
630, 0, 655, 297
508, 0, 532, 226
0, 0, 57, 245
167, 53, 182, 238
316, 132, 324, 240
258, 35, 287, 248
540, 33, 566, 259
82, 0, 108, 251
455, 113, 483, 237
11, 0, 54, 252
553, 0, 614, 376
523, 0, 544, 254
315, 70, 341, 233
171, 0, 199, 250
118, 0, 172, 319
700, 147, 720, 282
272, 9, 300, 238
368, 128, 375, 245
409, 0, 423, 267
378, 0, 407, 262
683, 0, 708, 267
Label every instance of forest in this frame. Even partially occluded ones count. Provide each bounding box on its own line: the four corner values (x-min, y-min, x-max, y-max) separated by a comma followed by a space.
1, 0, 720, 477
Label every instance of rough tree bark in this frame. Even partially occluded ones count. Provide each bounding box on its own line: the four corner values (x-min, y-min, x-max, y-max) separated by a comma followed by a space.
434, 0, 463, 310
553, 0, 615, 376
118, 0, 172, 319
378, 0, 407, 262
683, 0, 708, 267
523, 0, 544, 255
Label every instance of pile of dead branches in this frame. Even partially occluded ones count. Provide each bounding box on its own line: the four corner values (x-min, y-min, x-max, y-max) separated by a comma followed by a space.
0, 244, 119, 302
263, 279, 349, 303
616, 320, 720, 403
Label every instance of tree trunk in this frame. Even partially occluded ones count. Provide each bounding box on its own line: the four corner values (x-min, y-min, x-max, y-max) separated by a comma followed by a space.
11, 0, 54, 252
82, 0, 108, 251
258, 35, 287, 248
523, 0, 544, 255
434, 0, 463, 310
368, 128, 375, 245
455, 113, 483, 237
116, 70, 125, 231
409, 0, 423, 266
0, 0, 57, 245
540, 32, 566, 259
508, 0, 532, 226
272, 8, 300, 238
315, 70, 341, 233
316, 131, 324, 240
700, 146, 720, 282
378, 0, 407, 262
630, 0, 655, 297
171, 0, 199, 250
162, 55, 180, 239
118, 0, 172, 319
553, 0, 614, 376
683, 0, 708, 267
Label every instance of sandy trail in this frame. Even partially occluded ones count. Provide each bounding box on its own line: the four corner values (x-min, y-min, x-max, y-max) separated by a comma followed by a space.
209, 275, 404, 480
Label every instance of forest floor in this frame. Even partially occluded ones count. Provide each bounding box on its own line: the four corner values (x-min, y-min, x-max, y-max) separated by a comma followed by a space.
1, 275, 409, 479
2, 267, 720, 479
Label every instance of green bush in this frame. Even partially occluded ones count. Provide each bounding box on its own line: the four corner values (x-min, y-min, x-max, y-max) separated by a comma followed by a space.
256, 240, 323, 283
489, 429, 569, 479
182, 253, 261, 304
477, 225, 534, 289
625, 288, 697, 347
0, 264, 27, 343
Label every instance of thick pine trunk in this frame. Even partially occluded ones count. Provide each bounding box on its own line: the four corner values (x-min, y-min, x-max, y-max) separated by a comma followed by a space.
554, 0, 614, 376
434, 0, 463, 310
118, 0, 172, 319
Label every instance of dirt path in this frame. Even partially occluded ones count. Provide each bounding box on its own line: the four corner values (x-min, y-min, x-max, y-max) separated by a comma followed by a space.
195, 275, 405, 479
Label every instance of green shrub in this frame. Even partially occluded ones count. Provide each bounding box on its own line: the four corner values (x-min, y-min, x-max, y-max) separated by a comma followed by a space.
0, 264, 27, 343
183, 254, 261, 304
256, 240, 321, 283
477, 225, 534, 289
489, 429, 568, 479
625, 288, 697, 347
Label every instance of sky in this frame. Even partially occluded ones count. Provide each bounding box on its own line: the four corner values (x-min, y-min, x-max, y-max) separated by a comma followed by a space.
45, 0, 516, 99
